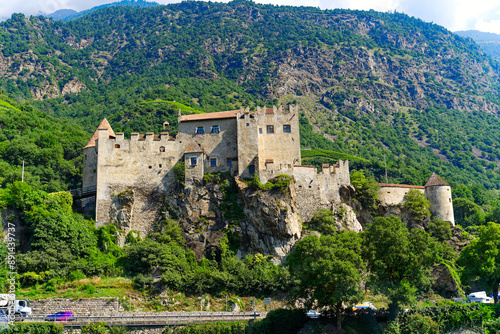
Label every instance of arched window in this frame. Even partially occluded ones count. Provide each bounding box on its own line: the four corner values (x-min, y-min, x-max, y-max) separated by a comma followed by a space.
159, 146, 165, 152
115, 144, 120, 148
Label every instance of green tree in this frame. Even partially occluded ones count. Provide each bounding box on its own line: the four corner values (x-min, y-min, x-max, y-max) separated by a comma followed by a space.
350, 170, 379, 214
459, 222, 500, 304
286, 232, 364, 330
362, 216, 436, 315
308, 208, 336, 235
454, 198, 485, 228
403, 188, 430, 223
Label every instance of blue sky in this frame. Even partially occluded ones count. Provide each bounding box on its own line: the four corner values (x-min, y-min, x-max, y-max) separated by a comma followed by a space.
2, 0, 500, 34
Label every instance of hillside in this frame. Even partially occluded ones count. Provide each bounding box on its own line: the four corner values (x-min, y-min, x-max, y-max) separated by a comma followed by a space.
1, 2, 500, 188
456, 30, 500, 60
0, 96, 88, 191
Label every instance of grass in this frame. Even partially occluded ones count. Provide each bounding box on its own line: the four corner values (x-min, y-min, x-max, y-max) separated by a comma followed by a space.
17, 277, 136, 300
140, 100, 205, 114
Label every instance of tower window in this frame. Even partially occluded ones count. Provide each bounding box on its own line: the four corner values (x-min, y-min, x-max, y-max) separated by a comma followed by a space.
259, 128, 262, 134
246, 123, 249, 127
249, 165, 255, 174
211, 125, 220, 134
210, 158, 217, 167
159, 146, 165, 152
266, 125, 274, 134
196, 127, 205, 135
283, 124, 291, 133
115, 144, 120, 148
191, 157, 197, 165
227, 158, 232, 167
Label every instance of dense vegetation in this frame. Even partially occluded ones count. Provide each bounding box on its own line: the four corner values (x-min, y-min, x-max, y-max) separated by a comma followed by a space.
1, 2, 500, 190
4, 2, 500, 333
0, 97, 88, 191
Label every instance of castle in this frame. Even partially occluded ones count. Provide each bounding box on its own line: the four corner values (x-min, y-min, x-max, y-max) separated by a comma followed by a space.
378, 174, 455, 226
83, 105, 350, 234
83, 105, 454, 236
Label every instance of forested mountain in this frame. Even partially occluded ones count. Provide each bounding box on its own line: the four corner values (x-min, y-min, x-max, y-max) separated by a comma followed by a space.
0, 96, 88, 191
456, 30, 500, 60
2, 1, 500, 189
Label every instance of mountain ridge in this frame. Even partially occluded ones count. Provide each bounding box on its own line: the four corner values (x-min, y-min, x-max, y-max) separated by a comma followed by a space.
1, 2, 500, 188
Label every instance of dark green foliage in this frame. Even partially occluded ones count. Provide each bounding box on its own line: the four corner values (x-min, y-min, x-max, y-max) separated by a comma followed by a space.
246, 309, 308, 334
454, 197, 485, 228
350, 170, 379, 214
363, 216, 446, 312
403, 188, 430, 223
427, 218, 452, 241
459, 222, 500, 304
172, 321, 247, 334
286, 232, 364, 328
308, 208, 336, 235
3, 323, 64, 334
385, 304, 483, 334
0, 97, 88, 191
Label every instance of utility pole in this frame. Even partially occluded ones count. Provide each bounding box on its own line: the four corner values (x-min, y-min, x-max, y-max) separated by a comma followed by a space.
383, 151, 388, 183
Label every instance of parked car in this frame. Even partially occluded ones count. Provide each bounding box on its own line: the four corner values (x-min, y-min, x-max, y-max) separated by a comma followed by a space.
306, 310, 321, 319
353, 302, 377, 312
45, 311, 74, 321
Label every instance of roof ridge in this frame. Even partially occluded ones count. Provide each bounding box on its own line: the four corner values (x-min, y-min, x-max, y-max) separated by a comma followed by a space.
424, 173, 449, 187
84, 118, 116, 149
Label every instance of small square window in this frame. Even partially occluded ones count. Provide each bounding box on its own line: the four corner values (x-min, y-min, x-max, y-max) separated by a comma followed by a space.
227, 158, 232, 167
159, 146, 165, 152
259, 128, 262, 134
267, 125, 274, 134
210, 158, 217, 167
159, 164, 162, 168
211, 125, 220, 134
246, 123, 249, 127
283, 125, 291, 133
249, 165, 255, 174
115, 144, 120, 148
196, 127, 205, 135
191, 157, 197, 165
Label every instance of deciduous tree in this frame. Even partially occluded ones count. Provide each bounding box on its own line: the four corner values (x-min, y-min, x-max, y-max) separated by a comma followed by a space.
286, 232, 364, 330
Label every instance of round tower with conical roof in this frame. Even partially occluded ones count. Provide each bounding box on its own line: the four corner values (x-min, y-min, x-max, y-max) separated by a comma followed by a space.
424, 173, 455, 226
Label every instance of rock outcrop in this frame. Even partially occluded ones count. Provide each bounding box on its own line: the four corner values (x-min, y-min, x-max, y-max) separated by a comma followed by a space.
234, 177, 302, 263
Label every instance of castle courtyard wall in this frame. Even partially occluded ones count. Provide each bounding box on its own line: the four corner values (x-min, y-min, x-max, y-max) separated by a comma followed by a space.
378, 185, 425, 206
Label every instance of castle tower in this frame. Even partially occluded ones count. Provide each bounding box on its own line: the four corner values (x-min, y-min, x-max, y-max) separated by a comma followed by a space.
424, 173, 455, 226
82, 119, 115, 190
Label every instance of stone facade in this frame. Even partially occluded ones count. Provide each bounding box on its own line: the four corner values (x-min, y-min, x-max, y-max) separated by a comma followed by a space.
378, 173, 455, 226
83, 105, 351, 234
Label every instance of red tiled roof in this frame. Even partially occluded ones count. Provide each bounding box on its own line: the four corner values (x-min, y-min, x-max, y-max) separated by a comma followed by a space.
378, 183, 425, 189
84, 119, 115, 149
265, 159, 274, 163
179, 110, 238, 122
265, 108, 274, 114
294, 165, 315, 168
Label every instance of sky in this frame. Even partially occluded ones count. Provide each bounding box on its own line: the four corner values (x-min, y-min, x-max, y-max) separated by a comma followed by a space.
2, 0, 500, 34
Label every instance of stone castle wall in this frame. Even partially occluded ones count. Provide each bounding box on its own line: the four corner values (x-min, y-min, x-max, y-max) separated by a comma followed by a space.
378, 185, 425, 206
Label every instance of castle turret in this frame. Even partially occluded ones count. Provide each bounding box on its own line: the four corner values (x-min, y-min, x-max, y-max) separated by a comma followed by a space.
424, 173, 455, 226
83, 119, 115, 189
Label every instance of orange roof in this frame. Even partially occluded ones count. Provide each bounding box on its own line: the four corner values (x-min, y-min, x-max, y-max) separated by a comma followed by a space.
425, 173, 449, 187
179, 110, 239, 122
84, 119, 115, 149
378, 183, 425, 189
